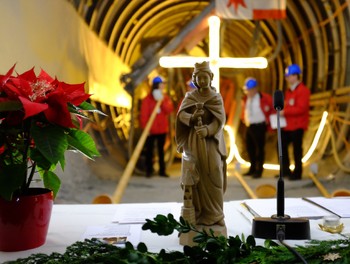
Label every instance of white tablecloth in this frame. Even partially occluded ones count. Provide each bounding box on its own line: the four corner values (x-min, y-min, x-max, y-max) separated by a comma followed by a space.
1, 200, 349, 262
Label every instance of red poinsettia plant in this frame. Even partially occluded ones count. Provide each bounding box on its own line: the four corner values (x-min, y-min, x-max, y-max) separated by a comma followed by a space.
0, 64, 102, 201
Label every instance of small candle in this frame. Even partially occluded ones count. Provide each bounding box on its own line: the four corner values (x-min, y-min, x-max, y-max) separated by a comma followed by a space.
323, 215, 340, 228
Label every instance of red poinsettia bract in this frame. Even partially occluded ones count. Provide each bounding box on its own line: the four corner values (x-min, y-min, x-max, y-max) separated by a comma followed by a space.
0, 65, 91, 128
0, 64, 101, 201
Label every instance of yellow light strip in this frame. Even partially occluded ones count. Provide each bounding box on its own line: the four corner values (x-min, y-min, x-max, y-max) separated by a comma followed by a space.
225, 111, 329, 171
302, 111, 328, 163
224, 125, 238, 164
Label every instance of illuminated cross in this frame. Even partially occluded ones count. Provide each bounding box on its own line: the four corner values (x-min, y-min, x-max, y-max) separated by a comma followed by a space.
159, 16, 267, 92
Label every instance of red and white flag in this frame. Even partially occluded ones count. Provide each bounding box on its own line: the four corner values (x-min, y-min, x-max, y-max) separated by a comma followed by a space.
215, 0, 286, 20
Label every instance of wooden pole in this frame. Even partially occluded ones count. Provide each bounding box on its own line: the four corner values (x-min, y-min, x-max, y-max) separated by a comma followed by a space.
111, 99, 163, 203
308, 172, 331, 198
233, 171, 258, 199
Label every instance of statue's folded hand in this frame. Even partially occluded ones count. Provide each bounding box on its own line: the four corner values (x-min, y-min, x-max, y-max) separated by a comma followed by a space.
191, 109, 204, 123
194, 125, 208, 138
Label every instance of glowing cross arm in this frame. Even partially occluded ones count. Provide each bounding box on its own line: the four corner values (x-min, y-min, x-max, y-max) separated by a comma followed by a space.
159, 57, 210, 68
159, 56, 268, 69
219, 57, 268, 69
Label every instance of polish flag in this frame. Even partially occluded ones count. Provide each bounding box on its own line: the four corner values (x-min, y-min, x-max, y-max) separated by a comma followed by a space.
215, 0, 286, 20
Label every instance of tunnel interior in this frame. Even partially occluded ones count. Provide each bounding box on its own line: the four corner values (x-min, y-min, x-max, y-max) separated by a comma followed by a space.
67, 0, 350, 175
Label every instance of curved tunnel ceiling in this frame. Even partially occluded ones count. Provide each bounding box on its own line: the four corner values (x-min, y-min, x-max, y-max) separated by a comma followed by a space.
68, 0, 350, 95
61, 0, 350, 173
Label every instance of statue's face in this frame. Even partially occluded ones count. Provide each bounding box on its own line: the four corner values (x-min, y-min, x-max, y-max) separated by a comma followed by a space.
195, 72, 211, 89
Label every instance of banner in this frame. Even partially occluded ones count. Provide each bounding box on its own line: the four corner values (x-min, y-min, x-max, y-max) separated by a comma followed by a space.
215, 0, 286, 20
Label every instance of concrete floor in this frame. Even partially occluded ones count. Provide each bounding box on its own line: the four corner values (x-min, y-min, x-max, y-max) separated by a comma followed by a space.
50, 152, 350, 204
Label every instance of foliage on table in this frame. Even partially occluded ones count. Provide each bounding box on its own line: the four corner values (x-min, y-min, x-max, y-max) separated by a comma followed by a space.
6, 214, 350, 264
0, 64, 102, 200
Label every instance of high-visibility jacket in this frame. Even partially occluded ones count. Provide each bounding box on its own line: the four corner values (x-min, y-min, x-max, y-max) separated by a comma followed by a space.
140, 93, 174, 135
241, 92, 273, 128
283, 82, 310, 131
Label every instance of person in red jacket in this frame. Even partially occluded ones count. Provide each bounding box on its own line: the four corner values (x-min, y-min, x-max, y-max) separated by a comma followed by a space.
241, 77, 273, 178
281, 64, 310, 180
140, 76, 174, 177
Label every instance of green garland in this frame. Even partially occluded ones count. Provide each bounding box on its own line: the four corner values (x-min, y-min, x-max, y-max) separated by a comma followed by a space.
6, 214, 350, 264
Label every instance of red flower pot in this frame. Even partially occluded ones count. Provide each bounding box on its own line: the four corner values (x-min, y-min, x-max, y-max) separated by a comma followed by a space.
0, 188, 53, 252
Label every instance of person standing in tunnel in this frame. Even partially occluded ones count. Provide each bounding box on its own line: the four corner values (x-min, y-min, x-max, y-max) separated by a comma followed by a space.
280, 64, 310, 181
140, 76, 174, 177
241, 77, 273, 178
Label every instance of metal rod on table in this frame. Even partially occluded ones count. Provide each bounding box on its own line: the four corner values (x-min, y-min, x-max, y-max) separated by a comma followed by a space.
276, 109, 285, 217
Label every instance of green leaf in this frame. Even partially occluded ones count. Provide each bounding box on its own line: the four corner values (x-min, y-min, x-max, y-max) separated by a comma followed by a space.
30, 148, 51, 170
155, 214, 168, 222
168, 213, 175, 221
137, 242, 148, 253
78, 101, 107, 116
67, 105, 92, 122
0, 163, 27, 200
264, 239, 279, 248
228, 236, 242, 248
59, 155, 66, 171
42, 170, 61, 198
193, 233, 207, 243
205, 238, 221, 252
31, 124, 67, 165
141, 222, 151, 231
246, 235, 256, 247
66, 129, 100, 160
125, 242, 134, 250
0, 101, 23, 112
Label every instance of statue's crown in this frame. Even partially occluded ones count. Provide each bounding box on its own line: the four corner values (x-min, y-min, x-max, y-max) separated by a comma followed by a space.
194, 61, 210, 71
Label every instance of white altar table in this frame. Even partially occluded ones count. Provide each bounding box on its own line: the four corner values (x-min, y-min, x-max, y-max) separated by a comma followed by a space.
1, 199, 349, 262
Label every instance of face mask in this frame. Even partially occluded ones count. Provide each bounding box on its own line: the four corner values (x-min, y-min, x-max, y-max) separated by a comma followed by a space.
152, 89, 163, 101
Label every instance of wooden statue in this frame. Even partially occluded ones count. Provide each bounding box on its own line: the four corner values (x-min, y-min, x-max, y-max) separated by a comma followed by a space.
175, 61, 227, 245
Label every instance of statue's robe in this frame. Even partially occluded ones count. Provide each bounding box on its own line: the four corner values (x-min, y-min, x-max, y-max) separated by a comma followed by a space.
176, 89, 227, 226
